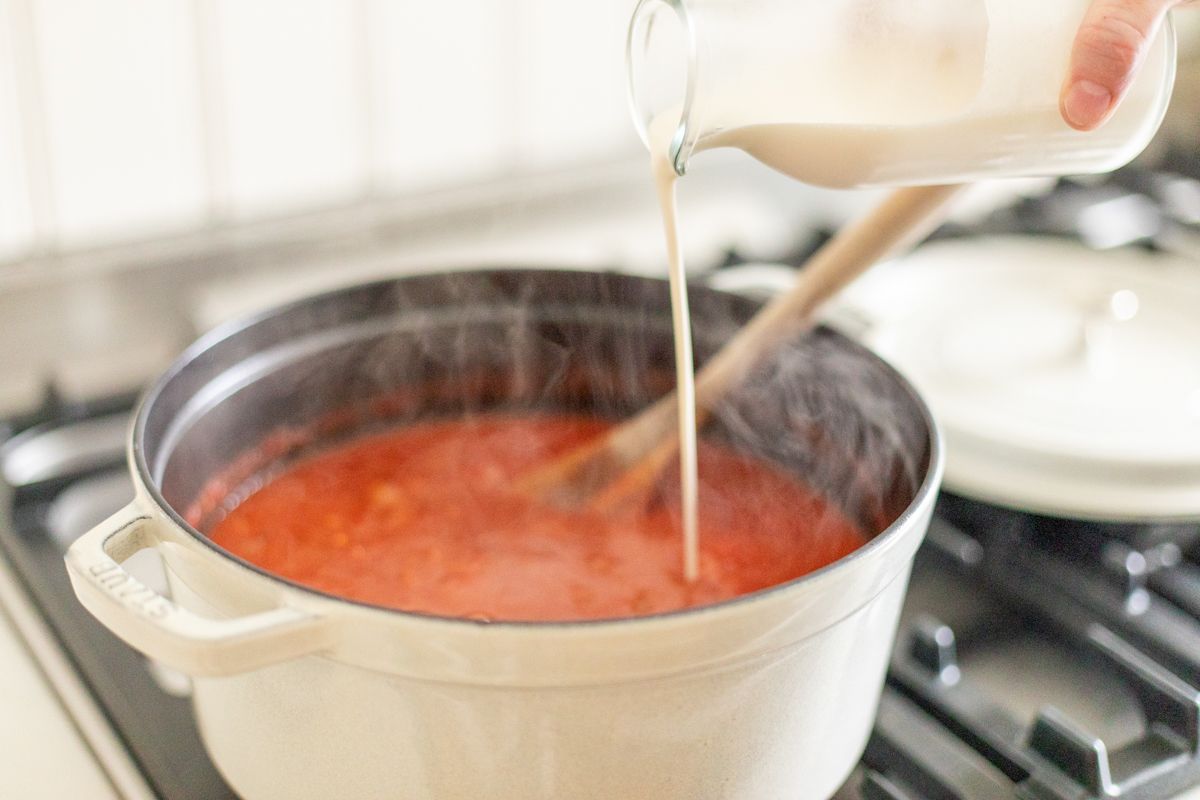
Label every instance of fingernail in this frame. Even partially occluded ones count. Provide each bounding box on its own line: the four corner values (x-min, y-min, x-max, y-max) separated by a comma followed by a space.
1063, 80, 1113, 130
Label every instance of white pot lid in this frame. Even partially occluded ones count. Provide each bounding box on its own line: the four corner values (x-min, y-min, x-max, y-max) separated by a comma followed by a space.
826, 236, 1200, 521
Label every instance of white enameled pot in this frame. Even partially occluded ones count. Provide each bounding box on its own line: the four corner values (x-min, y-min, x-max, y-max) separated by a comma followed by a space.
65, 270, 942, 800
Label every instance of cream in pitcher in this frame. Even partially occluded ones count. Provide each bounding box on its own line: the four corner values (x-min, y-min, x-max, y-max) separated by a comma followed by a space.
629, 0, 1176, 187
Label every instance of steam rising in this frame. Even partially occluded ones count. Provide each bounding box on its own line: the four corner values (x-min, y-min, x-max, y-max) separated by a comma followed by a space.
178, 270, 929, 555
709, 329, 928, 534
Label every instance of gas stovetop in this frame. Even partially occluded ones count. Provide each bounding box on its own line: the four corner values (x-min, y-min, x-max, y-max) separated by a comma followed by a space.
4, 165, 1200, 799
2, 395, 1199, 800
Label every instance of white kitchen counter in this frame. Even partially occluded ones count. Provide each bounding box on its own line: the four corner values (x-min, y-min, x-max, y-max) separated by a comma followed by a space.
0, 602, 117, 799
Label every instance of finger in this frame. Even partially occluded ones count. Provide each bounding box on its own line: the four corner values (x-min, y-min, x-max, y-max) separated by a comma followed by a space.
1060, 0, 1177, 131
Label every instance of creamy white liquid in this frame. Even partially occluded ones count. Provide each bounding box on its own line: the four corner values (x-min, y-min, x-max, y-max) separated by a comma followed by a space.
650, 114, 700, 583
701, 109, 1156, 189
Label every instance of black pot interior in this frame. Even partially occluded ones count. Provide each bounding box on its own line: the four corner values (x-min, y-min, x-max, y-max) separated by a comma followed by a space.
138, 269, 934, 538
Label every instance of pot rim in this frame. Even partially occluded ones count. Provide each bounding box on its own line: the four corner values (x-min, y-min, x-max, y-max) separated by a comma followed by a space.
131, 268, 944, 630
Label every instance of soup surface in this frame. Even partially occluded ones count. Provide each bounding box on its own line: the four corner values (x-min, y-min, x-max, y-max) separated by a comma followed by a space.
206, 414, 867, 622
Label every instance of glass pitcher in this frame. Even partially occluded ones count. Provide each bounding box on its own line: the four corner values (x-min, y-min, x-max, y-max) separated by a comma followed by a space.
627, 0, 1177, 188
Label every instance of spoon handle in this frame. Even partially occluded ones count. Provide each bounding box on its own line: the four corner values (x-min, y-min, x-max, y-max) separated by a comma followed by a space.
607, 184, 964, 465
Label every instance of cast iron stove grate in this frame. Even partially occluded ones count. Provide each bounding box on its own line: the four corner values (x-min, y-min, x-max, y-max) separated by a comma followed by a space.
2, 399, 1199, 800
848, 499, 1200, 800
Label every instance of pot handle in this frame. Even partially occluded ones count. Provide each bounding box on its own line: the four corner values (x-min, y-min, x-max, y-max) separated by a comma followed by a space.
65, 503, 331, 677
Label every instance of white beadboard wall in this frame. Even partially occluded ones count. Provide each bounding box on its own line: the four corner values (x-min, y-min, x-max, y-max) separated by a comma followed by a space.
0, 2, 33, 259
0, 0, 639, 259
33, 0, 206, 244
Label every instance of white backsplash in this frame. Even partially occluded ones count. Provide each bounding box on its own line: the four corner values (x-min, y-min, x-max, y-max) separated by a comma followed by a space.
210, 0, 368, 218
0, 0, 640, 261
32, 0, 207, 245
367, 0, 517, 190
0, 2, 34, 259
515, 0, 632, 168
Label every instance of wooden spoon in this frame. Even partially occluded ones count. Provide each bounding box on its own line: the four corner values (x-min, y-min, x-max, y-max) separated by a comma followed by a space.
519, 184, 964, 510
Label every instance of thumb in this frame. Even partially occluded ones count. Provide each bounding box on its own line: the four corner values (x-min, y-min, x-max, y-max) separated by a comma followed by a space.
1061, 0, 1176, 131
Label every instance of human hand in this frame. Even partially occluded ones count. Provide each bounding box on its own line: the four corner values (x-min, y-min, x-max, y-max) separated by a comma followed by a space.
1061, 0, 1191, 130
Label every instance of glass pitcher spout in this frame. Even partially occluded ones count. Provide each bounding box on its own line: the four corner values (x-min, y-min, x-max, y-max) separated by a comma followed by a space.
627, 0, 697, 175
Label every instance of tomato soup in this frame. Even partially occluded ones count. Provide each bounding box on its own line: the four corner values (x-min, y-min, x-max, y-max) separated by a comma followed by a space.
205, 414, 866, 622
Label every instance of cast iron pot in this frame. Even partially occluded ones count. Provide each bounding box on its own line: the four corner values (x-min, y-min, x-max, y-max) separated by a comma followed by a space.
66, 269, 942, 800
